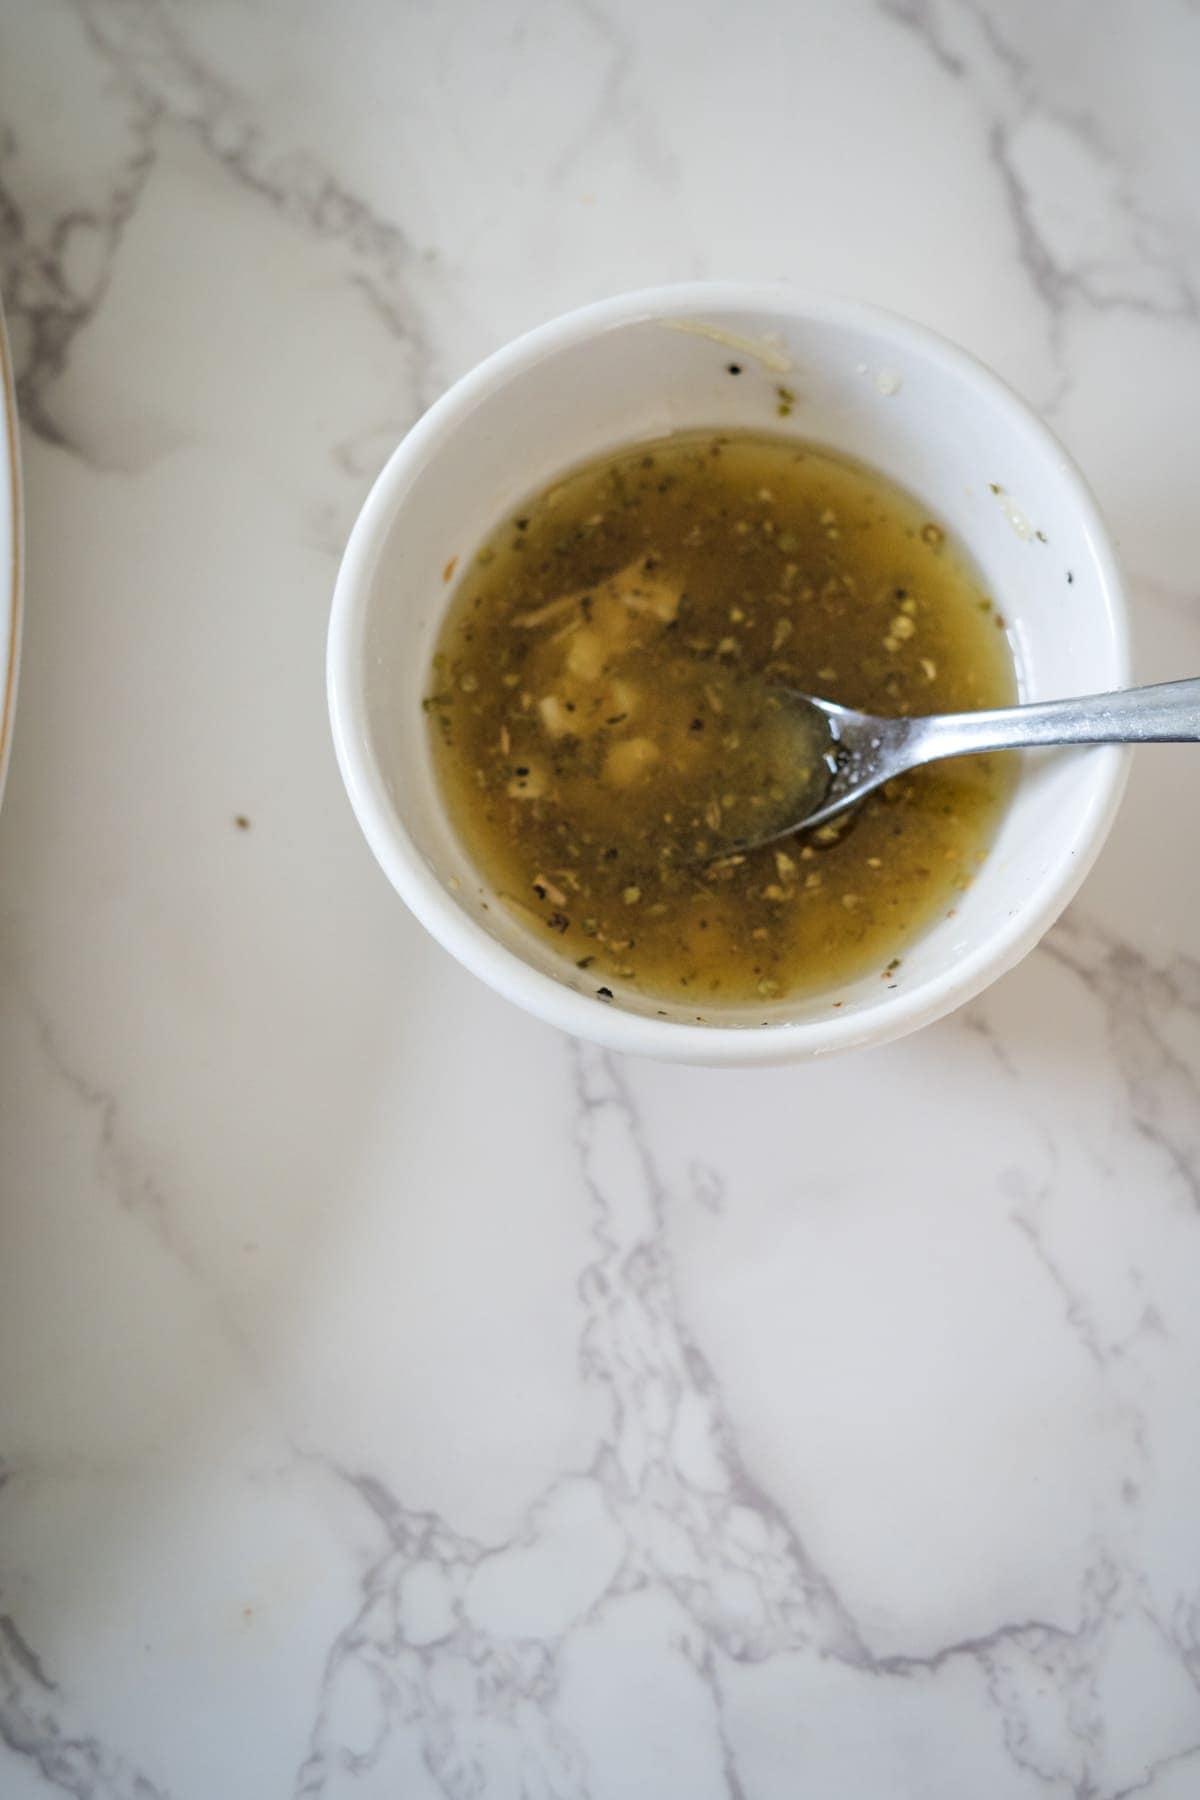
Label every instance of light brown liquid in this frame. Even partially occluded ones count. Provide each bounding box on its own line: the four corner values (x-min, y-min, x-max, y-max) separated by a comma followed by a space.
425, 432, 1017, 1009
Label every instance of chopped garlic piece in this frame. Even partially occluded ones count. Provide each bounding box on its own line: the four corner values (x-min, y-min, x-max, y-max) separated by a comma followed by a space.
538, 695, 572, 738
512, 594, 580, 629
604, 736, 661, 786
567, 628, 606, 680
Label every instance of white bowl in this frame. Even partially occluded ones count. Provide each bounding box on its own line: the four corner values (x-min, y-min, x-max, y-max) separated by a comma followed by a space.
328, 284, 1128, 1065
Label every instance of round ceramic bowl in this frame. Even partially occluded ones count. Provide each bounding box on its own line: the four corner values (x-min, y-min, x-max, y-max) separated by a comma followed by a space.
328, 284, 1128, 1065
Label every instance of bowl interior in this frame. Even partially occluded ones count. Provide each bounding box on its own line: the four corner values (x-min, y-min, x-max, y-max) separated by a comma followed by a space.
340, 293, 1126, 1046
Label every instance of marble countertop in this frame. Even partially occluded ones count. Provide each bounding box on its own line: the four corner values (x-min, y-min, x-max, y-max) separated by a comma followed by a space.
3, 2, 1200, 1796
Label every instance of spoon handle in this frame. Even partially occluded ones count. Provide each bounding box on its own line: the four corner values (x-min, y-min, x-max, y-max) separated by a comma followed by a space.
911, 677, 1200, 762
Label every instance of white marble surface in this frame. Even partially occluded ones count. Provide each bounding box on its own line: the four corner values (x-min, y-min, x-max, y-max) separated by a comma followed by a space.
2, 1, 1200, 1794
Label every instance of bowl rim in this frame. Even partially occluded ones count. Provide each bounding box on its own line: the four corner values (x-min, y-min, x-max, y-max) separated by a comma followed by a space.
328, 281, 1130, 1064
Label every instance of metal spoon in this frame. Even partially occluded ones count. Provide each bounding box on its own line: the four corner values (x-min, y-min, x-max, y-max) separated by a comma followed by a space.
725, 676, 1200, 853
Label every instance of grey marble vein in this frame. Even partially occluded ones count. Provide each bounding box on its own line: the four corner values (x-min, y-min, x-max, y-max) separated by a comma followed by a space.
1041, 913, 1200, 1212
0, 78, 159, 449
7, 966, 269, 1391
876, 0, 967, 78
0, 1616, 169, 1800
1143, 1588, 1200, 1702
0, 0, 446, 462
73, 0, 442, 397
548, 0, 678, 190
1009, 1212, 1109, 1372
0, 979, 250, 1794
295, 1040, 1194, 1798
1111, 1738, 1200, 1800
878, 0, 1200, 411
0, 1615, 57, 1696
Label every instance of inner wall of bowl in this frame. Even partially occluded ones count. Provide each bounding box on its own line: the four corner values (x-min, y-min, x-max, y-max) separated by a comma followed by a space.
361, 303, 1125, 1027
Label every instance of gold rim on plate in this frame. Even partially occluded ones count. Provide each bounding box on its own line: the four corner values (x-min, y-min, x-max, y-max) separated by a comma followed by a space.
0, 301, 23, 804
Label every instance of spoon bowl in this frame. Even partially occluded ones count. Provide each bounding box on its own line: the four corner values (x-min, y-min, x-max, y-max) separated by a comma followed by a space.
721, 676, 1200, 856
